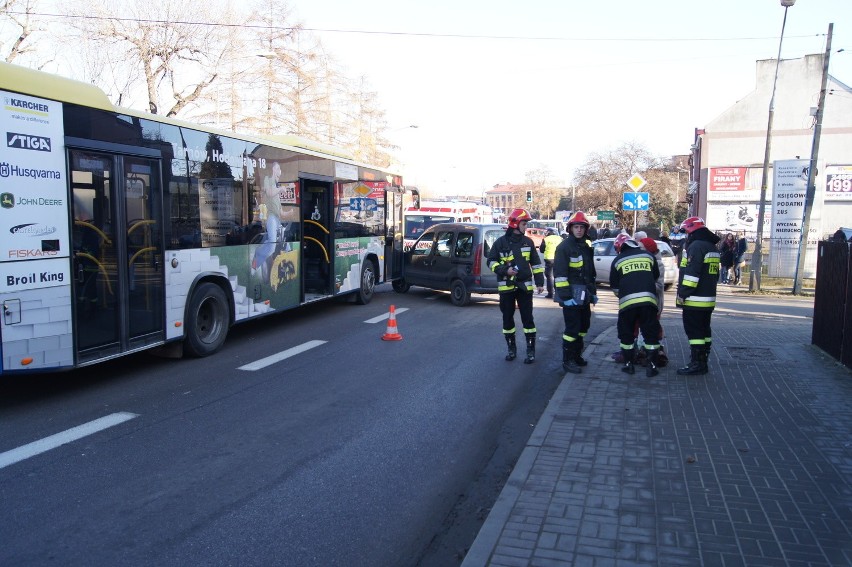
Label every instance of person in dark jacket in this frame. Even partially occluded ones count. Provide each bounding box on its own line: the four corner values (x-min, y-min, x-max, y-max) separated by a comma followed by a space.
676, 216, 720, 375
487, 208, 545, 364
719, 233, 735, 284
553, 211, 597, 374
609, 233, 662, 377
733, 235, 747, 285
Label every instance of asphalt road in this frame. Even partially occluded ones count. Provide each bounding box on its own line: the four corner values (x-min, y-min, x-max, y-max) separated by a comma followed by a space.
0, 285, 604, 567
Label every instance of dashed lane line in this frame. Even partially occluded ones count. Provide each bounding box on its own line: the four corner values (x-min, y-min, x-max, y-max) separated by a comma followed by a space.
0, 412, 139, 470
238, 340, 328, 371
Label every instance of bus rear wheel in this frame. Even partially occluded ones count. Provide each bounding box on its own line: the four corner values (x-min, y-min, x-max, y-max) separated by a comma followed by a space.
185, 282, 229, 357
355, 260, 376, 305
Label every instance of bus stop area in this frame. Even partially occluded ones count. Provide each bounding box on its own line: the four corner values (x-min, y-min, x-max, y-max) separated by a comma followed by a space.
463, 288, 852, 566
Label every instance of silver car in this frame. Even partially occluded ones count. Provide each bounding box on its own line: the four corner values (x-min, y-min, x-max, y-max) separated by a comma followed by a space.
592, 238, 677, 290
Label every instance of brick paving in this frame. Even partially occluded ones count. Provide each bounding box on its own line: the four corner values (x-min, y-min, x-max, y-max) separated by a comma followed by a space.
463, 306, 852, 567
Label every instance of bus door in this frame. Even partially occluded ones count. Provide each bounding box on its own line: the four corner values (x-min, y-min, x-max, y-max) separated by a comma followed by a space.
301, 177, 333, 299
68, 148, 164, 362
385, 189, 405, 279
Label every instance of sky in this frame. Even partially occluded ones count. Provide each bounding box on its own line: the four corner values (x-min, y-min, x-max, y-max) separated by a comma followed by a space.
287, 0, 852, 198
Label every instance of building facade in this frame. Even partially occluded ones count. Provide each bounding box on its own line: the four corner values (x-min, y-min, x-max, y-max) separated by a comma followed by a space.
689, 53, 852, 276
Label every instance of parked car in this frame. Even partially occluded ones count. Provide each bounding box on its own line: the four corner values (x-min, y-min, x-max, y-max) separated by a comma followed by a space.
393, 222, 504, 306
592, 237, 677, 290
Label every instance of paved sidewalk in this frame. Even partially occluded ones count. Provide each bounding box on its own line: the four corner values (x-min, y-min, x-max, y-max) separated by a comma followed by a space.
463, 306, 852, 566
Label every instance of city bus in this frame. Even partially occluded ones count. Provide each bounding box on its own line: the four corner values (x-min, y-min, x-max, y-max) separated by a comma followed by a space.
0, 62, 415, 374
403, 200, 493, 248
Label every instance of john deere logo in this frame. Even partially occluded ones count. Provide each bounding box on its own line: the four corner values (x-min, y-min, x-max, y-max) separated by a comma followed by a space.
0, 193, 14, 208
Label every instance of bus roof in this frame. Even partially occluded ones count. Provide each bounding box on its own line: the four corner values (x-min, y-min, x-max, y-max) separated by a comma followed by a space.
0, 61, 394, 172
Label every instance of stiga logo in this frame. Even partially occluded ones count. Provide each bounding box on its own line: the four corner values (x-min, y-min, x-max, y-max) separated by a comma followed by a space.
6, 132, 51, 152
1, 193, 14, 208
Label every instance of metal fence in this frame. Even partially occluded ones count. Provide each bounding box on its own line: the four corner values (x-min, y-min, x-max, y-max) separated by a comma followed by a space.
812, 240, 852, 369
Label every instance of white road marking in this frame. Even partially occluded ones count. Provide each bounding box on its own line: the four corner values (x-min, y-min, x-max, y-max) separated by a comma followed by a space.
238, 340, 328, 371
0, 412, 138, 470
364, 307, 409, 324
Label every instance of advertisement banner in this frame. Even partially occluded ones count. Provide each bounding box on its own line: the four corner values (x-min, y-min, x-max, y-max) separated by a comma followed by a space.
824, 165, 852, 201
768, 159, 822, 278
0, 91, 69, 263
707, 166, 762, 202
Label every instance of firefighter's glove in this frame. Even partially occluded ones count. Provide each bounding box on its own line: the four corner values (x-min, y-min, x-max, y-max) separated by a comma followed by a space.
563, 299, 577, 307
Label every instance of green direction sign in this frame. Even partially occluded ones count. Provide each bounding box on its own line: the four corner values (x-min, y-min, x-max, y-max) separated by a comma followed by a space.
596, 210, 615, 221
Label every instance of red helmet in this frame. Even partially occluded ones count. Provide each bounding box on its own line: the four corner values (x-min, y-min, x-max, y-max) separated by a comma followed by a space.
507, 208, 532, 229
613, 232, 638, 252
680, 216, 706, 234
567, 211, 590, 229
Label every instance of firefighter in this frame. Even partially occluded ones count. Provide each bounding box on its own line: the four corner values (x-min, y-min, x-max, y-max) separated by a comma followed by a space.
609, 233, 662, 377
553, 211, 597, 374
487, 208, 545, 363
676, 216, 720, 375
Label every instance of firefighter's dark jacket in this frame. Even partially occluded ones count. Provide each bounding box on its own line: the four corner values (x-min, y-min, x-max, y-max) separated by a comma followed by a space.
487, 229, 545, 294
609, 245, 659, 311
677, 227, 720, 309
553, 235, 596, 303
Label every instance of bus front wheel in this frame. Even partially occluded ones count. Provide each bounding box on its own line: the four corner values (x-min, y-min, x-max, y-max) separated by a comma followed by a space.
355, 260, 377, 305
185, 282, 229, 357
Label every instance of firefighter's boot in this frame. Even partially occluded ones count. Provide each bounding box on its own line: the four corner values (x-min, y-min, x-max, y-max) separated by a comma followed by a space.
646, 348, 660, 378
701, 343, 712, 374
574, 337, 588, 367
523, 334, 536, 364
504, 334, 517, 361
562, 341, 582, 374
677, 345, 706, 375
620, 347, 636, 375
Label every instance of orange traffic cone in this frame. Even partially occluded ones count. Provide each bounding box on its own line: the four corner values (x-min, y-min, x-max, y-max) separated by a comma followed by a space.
381, 305, 403, 341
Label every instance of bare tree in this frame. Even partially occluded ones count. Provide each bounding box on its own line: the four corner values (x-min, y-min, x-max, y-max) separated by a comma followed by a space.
1, 0, 49, 64
572, 141, 663, 229
67, 0, 236, 116
524, 164, 565, 219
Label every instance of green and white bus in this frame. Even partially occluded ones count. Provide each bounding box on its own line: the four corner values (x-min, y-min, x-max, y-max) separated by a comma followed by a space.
0, 62, 415, 374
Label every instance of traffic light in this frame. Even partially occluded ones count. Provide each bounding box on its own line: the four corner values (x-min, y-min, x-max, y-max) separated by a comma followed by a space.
526, 190, 532, 203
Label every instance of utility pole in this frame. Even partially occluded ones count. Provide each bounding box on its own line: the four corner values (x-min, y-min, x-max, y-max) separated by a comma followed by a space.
750, 0, 795, 292
792, 23, 833, 295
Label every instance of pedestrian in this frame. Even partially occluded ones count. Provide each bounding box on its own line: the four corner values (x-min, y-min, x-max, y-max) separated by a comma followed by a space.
487, 208, 545, 364
733, 235, 747, 285
609, 233, 662, 377
587, 224, 598, 241
719, 233, 735, 284
675, 216, 720, 375
554, 211, 597, 374
539, 227, 563, 299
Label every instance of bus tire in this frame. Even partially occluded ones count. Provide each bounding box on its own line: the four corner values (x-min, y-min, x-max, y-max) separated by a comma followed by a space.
392, 278, 410, 293
184, 282, 229, 357
450, 279, 471, 306
355, 259, 377, 305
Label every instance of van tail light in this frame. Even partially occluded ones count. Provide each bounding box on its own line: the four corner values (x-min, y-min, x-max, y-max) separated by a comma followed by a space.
473, 243, 483, 275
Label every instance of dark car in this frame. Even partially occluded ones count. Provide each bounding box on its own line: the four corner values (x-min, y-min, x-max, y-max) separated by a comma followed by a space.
392, 222, 504, 306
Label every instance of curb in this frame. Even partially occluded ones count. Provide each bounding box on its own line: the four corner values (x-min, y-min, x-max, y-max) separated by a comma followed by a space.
461, 324, 618, 566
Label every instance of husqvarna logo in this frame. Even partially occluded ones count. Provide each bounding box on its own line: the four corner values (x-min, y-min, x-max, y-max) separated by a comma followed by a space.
6, 132, 51, 152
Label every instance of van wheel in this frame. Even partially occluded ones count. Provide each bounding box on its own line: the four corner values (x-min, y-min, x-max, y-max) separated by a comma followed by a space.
355, 260, 376, 305
450, 280, 471, 306
184, 282, 229, 357
392, 278, 410, 293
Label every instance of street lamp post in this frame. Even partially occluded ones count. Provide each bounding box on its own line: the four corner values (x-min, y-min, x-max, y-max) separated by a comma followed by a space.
750, 0, 796, 292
